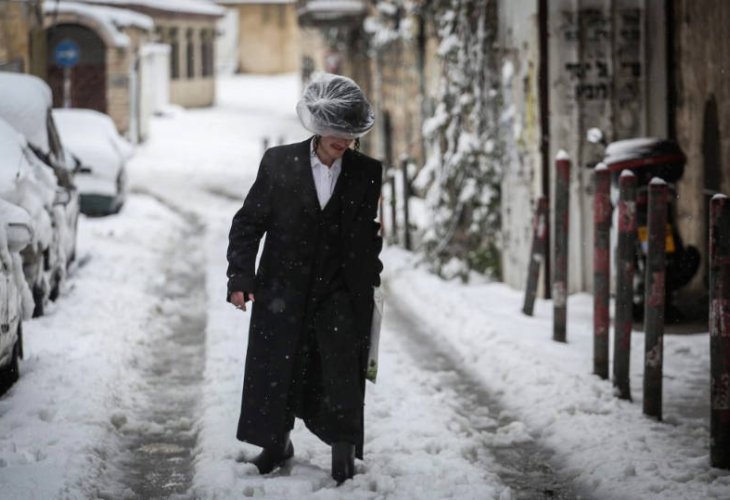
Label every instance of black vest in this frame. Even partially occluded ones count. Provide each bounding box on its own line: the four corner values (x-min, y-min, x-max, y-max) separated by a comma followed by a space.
309, 175, 347, 300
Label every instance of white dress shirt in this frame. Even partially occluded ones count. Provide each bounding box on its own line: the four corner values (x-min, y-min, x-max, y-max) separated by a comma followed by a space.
310, 140, 342, 209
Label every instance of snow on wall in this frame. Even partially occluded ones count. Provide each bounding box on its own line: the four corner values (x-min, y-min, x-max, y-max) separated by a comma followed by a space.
42, 1, 154, 48
80, 0, 224, 16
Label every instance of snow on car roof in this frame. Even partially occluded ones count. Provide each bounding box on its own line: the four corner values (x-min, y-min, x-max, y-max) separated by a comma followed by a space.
53, 108, 131, 152
79, 0, 224, 17
0, 117, 28, 191
0, 73, 52, 153
53, 108, 134, 171
43, 1, 154, 47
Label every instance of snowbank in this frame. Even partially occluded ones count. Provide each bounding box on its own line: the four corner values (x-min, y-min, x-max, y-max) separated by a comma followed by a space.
383, 247, 730, 499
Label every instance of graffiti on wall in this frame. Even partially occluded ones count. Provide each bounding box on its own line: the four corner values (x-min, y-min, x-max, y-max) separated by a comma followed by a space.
558, 7, 645, 136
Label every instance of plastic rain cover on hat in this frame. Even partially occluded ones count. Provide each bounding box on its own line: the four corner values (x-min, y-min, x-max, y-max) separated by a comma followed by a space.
296, 73, 375, 139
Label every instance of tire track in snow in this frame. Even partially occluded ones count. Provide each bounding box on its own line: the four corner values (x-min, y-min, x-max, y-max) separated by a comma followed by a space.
384, 286, 579, 500
113, 203, 207, 499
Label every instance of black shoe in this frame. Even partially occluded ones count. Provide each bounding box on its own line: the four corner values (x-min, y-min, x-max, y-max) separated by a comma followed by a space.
250, 436, 294, 474
331, 442, 355, 485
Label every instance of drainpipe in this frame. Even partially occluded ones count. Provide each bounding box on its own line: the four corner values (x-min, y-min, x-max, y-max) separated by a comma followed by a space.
415, 12, 428, 166
538, 0, 551, 298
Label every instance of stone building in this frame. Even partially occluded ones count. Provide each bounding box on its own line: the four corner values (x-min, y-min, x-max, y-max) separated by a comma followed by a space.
0, 0, 45, 75
217, 0, 299, 74
495, 0, 728, 303
43, 1, 154, 139
495, 0, 671, 293
300, 0, 729, 308
78, 0, 225, 108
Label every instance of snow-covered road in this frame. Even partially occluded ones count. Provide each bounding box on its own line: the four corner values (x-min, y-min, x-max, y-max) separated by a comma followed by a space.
0, 74, 728, 500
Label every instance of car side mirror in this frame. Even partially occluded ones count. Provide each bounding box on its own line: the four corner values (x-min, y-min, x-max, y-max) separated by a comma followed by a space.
54, 189, 71, 206
7, 222, 32, 253
76, 165, 92, 174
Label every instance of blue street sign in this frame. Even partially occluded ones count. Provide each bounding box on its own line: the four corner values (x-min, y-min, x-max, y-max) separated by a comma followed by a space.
54, 39, 80, 68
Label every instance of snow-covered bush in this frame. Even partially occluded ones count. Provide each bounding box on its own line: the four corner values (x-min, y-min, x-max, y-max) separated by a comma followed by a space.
418, 0, 503, 280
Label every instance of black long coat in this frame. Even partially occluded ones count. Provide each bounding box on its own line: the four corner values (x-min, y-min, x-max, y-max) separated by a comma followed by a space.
227, 138, 383, 456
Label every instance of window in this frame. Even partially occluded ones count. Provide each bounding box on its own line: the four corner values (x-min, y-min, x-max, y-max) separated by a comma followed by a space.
186, 28, 195, 79
201, 30, 214, 77
169, 28, 180, 80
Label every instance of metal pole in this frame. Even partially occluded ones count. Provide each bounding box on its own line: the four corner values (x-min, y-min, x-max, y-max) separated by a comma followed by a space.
593, 164, 611, 379
63, 67, 71, 108
523, 196, 548, 316
643, 178, 668, 420
710, 194, 730, 468
389, 169, 398, 244
614, 170, 637, 400
401, 157, 411, 251
553, 152, 570, 342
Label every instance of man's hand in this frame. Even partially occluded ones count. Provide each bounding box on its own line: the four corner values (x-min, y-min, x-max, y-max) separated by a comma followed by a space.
231, 291, 255, 311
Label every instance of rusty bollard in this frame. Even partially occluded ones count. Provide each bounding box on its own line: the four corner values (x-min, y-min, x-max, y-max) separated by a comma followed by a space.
710, 194, 730, 468
553, 151, 570, 342
613, 170, 636, 400
523, 196, 548, 316
643, 178, 668, 420
593, 164, 611, 379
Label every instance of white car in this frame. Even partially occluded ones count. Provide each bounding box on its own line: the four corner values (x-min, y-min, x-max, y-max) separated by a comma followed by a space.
0, 72, 80, 274
52, 108, 132, 216
0, 198, 33, 390
0, 117, 61, 317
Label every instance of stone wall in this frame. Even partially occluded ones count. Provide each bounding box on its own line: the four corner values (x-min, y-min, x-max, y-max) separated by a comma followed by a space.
234, 3, 299, 74
497, 1, 543, 291
0, 2, 31, 71
674, 0, 730, 292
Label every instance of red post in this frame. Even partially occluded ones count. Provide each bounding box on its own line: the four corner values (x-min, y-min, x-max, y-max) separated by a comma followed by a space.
614, 170, 636, 400
643, 178, 668, 420
710, 194, 730, 468
593, 164, 611, 379
553, 151, 570, 342
523, 196, 548, 316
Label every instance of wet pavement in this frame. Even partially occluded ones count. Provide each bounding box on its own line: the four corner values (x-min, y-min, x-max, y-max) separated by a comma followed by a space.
117, 213, 206, 499
384, 287, 580, 500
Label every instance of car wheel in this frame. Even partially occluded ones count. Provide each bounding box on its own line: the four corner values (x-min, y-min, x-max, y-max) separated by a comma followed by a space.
68, 218, 79, 267
32, 284, 44, 318
17, 322, 23, 360
0, 334, 20, 391
49, 272, 61, 302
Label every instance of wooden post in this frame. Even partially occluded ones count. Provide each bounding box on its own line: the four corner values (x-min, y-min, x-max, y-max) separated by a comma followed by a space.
710, 194, 730, 468
614, 170, 637, 400
523, 196, 548, 316
401, 157, 412, 251
593, 164, 611, 379
553, 151, 570, 342
643, 178, 668, 420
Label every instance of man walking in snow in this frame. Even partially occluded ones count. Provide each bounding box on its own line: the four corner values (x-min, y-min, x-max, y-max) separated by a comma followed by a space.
226, 74, 383, 484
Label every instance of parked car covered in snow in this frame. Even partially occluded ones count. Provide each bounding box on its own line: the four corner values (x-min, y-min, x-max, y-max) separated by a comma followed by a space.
0, 72, 80, 271
0, 118, 62, 317
0, 198, 33, 389
52, 109, 132, 216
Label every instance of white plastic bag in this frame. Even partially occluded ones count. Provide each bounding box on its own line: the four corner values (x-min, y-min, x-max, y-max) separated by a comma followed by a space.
367, 286, 384, 383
